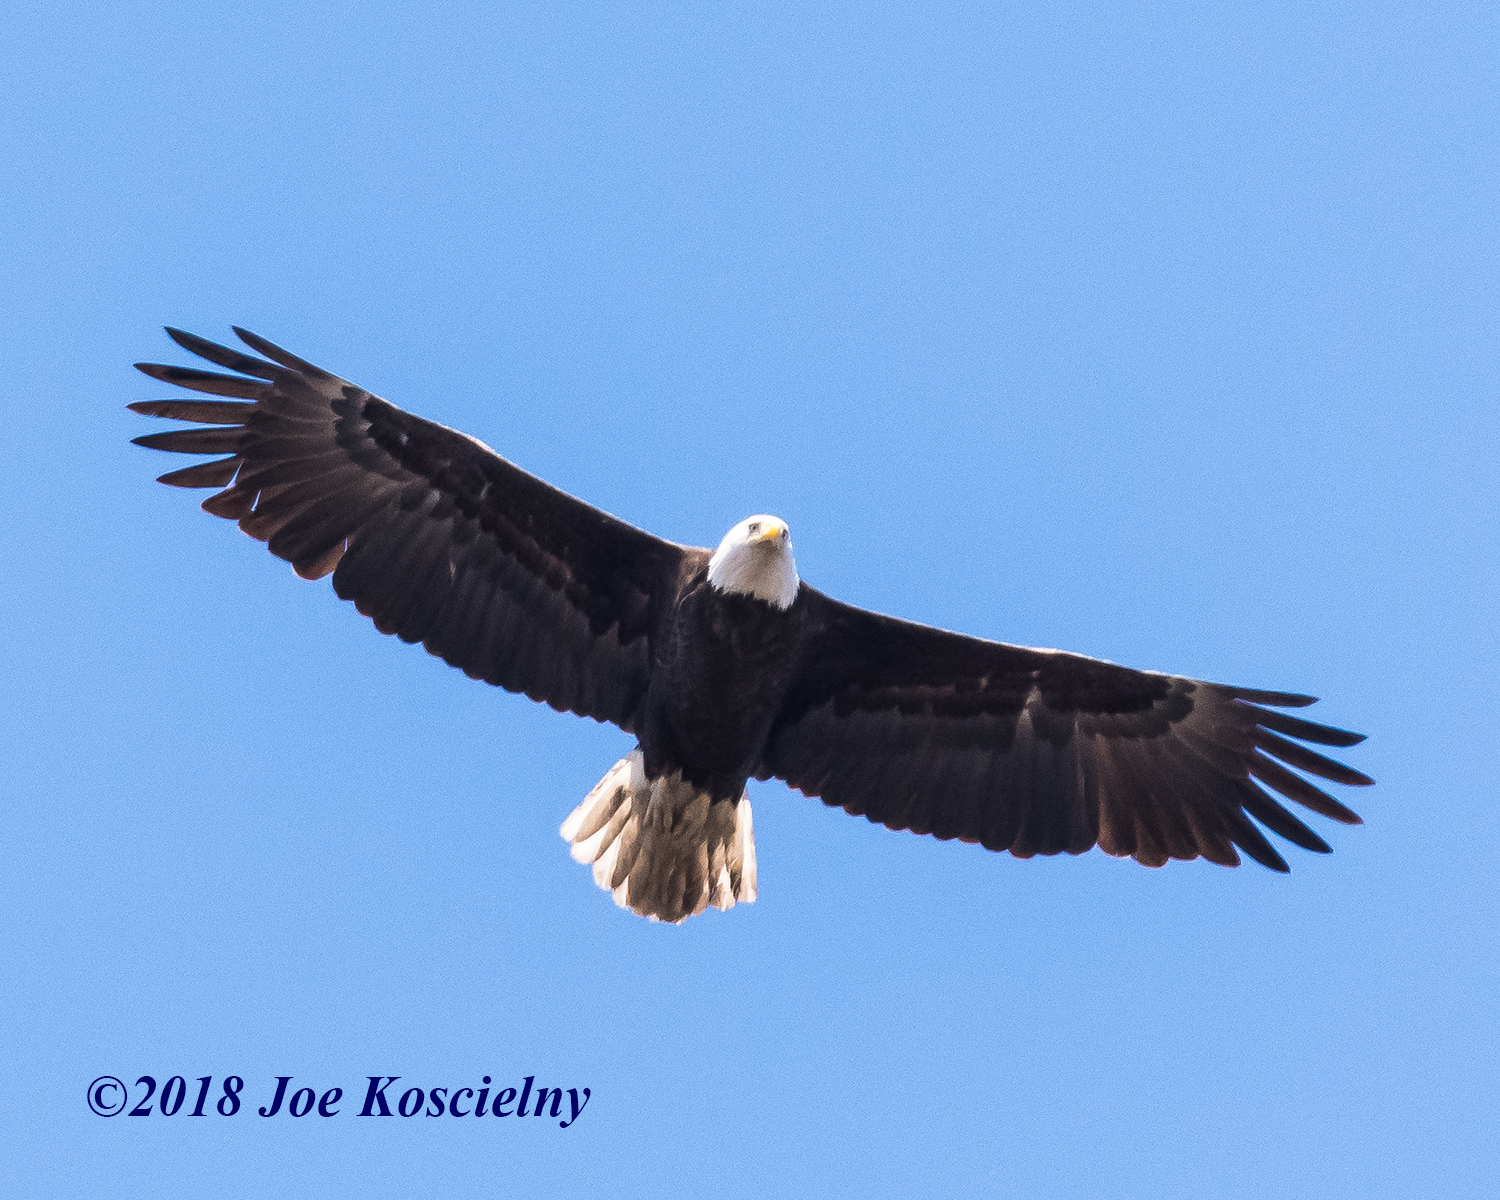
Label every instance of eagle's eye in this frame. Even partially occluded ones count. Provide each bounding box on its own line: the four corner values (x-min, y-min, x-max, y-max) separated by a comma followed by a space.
747, 522, 761, 535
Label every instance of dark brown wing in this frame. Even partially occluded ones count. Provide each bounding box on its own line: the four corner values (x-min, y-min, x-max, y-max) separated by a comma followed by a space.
760, 587, 1371, 871
131, 326, 696, 731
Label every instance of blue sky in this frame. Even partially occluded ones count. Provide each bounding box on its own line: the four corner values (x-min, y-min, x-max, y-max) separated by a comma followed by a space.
3, 2, 1497, 1195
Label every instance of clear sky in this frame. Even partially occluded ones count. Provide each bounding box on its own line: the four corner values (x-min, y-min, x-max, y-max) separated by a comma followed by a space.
3, 2, 1497, 1196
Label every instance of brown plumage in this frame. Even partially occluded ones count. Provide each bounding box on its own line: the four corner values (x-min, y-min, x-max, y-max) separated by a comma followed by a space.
131, 326, 1371, 919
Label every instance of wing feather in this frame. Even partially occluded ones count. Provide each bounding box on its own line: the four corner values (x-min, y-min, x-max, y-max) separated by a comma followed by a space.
155, 457, 242, 489
131, 327, 692, 729
763, 587, 1370, 872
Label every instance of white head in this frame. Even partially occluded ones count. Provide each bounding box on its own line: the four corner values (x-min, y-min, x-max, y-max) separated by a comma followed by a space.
707, 514, 800, 609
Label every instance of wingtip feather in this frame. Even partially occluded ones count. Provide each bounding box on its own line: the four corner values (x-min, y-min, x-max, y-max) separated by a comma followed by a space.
160, 327, 280, 379
1231, 687, 1318, 708
233, 326, 327, 374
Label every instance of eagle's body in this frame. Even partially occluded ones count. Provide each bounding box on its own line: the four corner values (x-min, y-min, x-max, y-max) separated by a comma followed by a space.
561, 558, 812, 920
131, 327, 1373, 922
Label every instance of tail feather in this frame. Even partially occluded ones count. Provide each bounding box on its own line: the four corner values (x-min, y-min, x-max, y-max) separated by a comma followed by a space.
560, 750, 757, 923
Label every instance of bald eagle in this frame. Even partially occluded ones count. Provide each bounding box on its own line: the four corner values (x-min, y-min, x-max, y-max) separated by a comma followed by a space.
131, 327, 1371, 923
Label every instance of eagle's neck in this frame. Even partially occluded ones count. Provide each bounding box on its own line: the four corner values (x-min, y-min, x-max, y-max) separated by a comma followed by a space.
707, 543, 799, 609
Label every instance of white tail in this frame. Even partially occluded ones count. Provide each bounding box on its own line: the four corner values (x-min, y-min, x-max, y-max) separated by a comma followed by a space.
560, 750, 757, 923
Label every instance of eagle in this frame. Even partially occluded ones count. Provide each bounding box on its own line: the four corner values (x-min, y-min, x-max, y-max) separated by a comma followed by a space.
130, 327, 1372, 923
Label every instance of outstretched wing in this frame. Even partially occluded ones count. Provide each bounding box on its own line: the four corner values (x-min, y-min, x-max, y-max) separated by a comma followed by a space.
131, 327, 696, 730
762, 588, 1371, 871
